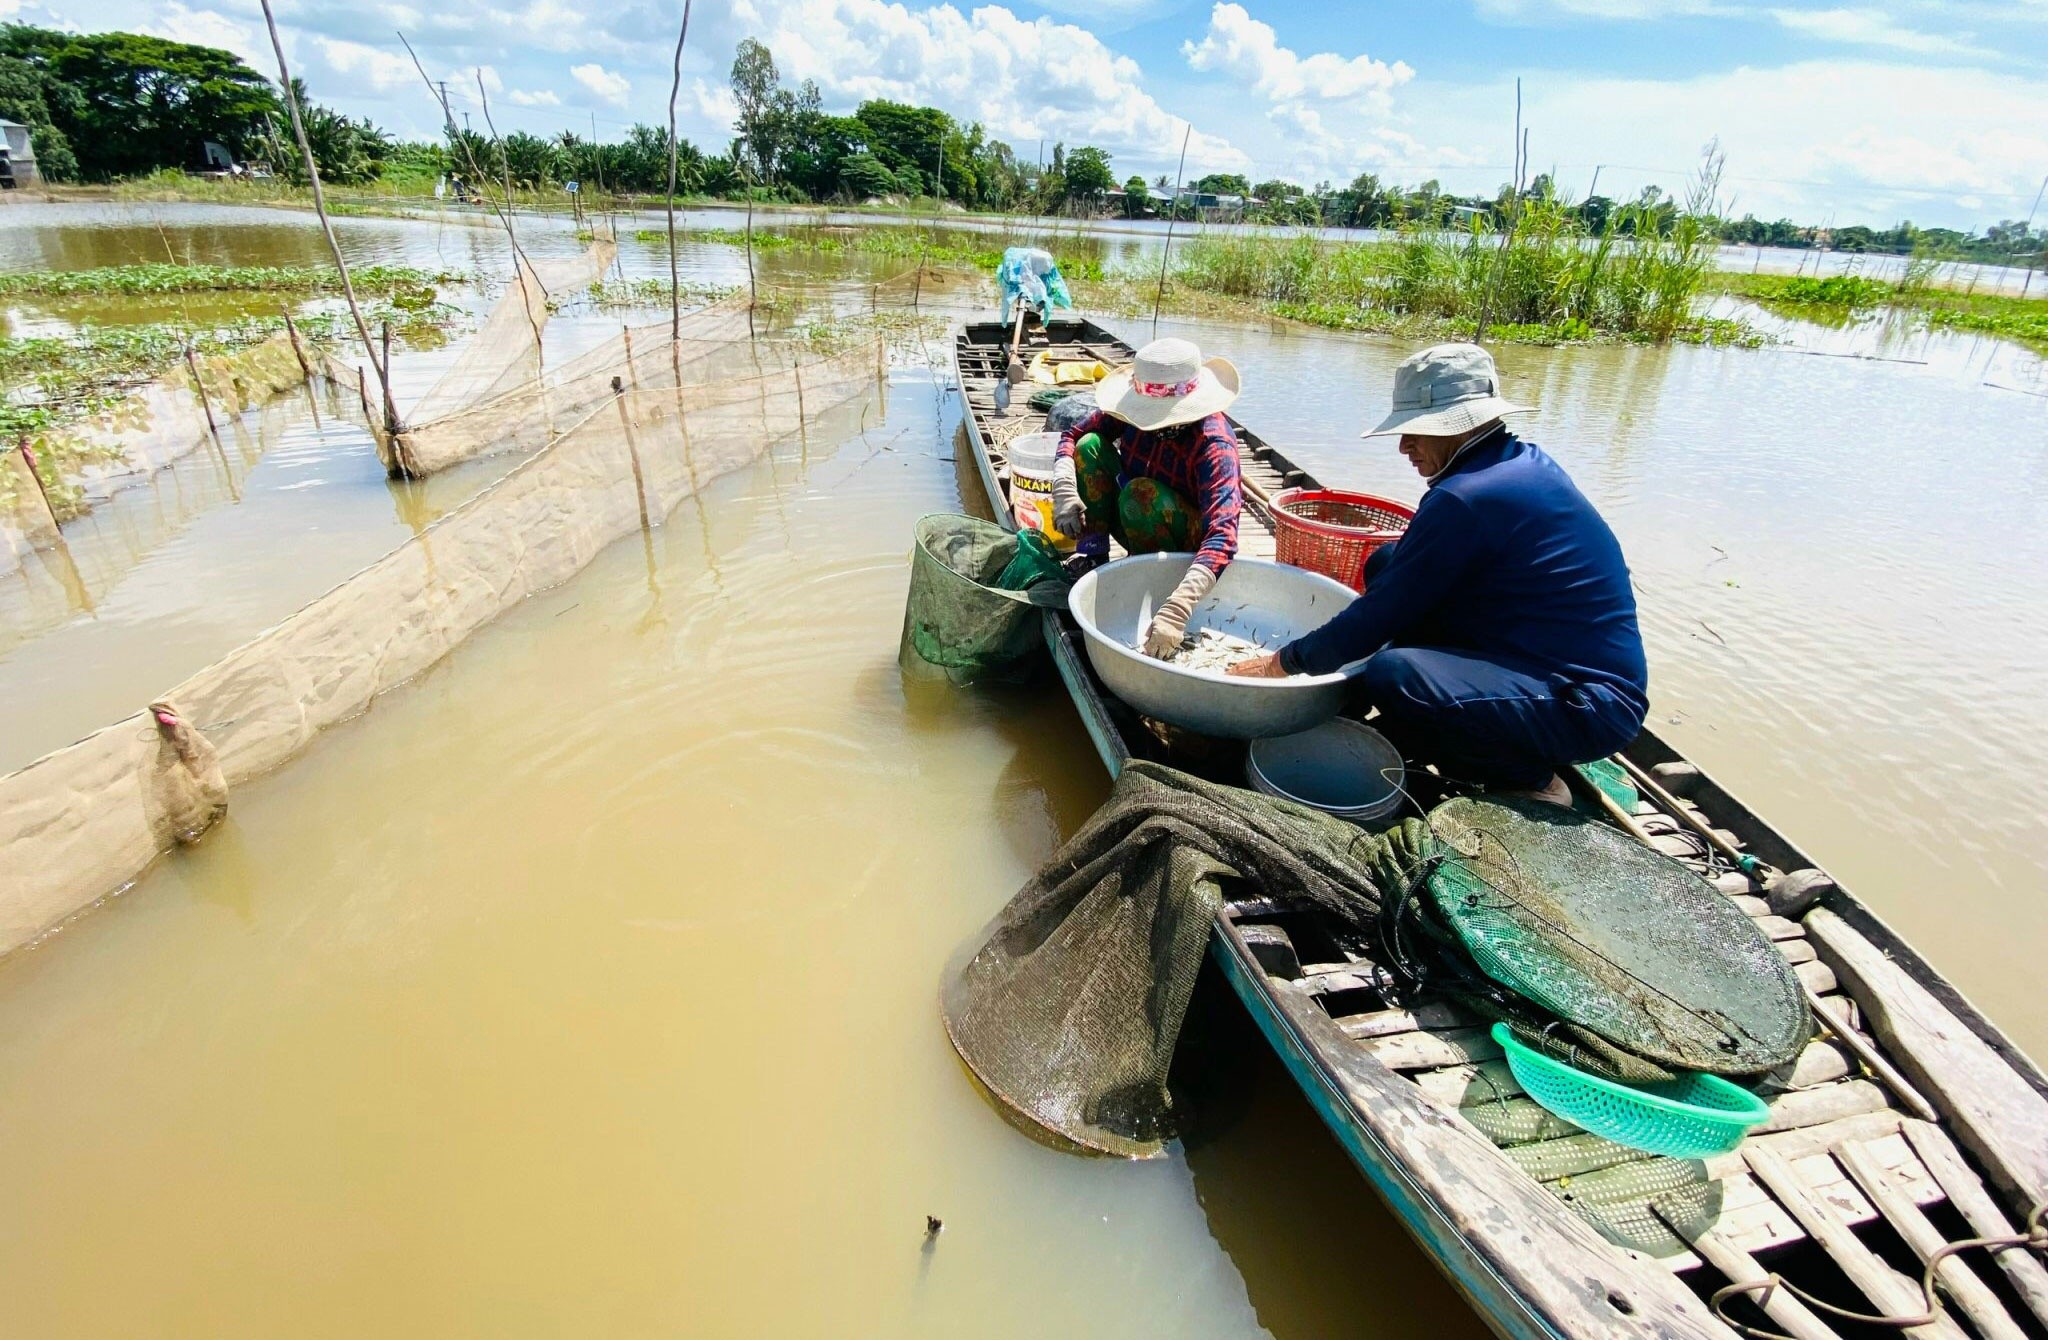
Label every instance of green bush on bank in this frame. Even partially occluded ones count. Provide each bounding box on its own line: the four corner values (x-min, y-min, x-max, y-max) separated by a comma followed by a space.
1164, 190, 1734, 346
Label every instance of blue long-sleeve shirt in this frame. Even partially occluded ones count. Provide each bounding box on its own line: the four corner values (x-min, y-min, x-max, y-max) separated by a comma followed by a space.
1280, 430, 1648, 704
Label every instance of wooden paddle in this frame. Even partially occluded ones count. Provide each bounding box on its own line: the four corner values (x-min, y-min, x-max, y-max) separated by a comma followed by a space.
1004, 304, 1029, 383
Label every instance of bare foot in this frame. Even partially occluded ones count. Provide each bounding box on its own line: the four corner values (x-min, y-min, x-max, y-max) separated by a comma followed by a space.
1500, 773, 1573, 808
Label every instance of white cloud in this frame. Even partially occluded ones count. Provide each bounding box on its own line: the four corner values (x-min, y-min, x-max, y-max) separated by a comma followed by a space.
741, 0, 1247, 172
1182, 3, 1412, 108
312, 36, 423, 95
1769, 7, 1992, 56
692, 78, 740, 128
1472, 0, 1727, 19
570, 62, 631, 107
507, 87, 563, 107
137, 3, 271, 73
1400, 59, 2048, 226
1174, 2, 1446, 183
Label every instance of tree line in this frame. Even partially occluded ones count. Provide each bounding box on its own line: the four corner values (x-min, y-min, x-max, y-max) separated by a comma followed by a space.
0, 25, 393, 184
6, 24, 2041, 270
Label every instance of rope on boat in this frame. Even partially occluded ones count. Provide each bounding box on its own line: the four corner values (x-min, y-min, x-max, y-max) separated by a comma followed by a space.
1709, 1202, 2047, 1338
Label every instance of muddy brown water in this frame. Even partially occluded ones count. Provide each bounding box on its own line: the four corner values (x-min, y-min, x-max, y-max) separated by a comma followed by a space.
0, 202, 2043, 1336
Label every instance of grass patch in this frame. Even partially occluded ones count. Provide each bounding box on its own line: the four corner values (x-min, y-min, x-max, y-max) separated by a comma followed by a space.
633, 225, 1107, 282
1, 303, 460, 508
1707, 270, 2048, 353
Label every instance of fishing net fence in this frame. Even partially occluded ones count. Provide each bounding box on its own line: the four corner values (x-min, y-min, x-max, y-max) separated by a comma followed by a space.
328, 234, 933, 480
402, 234, 619, 425
0, 326, 886, 958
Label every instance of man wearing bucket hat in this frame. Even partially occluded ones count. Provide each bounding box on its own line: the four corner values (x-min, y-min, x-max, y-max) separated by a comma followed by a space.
1229, 343, 1647, 807
1052, 336, 1247, 659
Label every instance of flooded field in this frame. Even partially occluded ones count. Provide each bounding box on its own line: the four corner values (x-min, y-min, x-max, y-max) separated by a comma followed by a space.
0, 200, 2044, 1336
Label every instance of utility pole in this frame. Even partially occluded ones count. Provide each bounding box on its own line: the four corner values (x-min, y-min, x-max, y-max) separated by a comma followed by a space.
437, 80, 453, 139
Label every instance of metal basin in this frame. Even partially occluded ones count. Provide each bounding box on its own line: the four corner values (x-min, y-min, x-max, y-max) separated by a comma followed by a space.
1066, 553, 1368, 739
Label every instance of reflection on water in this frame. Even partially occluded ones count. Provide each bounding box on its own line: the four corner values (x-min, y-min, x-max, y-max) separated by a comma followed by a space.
0, 372, 1485, 1338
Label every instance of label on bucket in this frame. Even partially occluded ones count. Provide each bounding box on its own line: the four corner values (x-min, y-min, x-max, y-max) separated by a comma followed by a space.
1012, 474, 1073, 551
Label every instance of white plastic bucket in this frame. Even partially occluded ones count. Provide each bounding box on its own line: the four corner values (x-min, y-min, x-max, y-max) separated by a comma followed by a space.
1006, 432, 1071, 550
1247, 719, 1405, 822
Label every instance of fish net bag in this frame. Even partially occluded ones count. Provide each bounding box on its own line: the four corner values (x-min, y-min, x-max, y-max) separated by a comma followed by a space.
941, 762, 1385, 1157
899, 515, 1065, 682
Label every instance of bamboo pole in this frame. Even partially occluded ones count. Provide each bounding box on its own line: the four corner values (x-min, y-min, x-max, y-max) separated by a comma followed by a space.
279, 307, 311, 379
470, 69, 552, 408
743, 160, 758, 338
1474, 80, 1523, 344
379, 322, 397, 435
258, 0, 395, 432
397, 34, 551, 398
17, 435, 59, 531
183, 347, 224, 452
664, 0, 694, 343
915, 125, 940, 310
1151, 124, 1192, 339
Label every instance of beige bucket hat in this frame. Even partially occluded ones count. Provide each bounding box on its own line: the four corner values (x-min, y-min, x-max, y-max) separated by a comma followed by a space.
1364, 342, 1532, 438
1097, 337, 1241, 431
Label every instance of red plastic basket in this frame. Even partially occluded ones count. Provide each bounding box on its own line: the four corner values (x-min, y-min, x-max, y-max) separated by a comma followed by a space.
1270, 488, 1414, 591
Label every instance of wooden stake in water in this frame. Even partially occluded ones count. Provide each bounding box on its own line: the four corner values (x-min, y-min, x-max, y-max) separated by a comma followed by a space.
1152, 124, 1192, 339
663, 0, 694, 343
742, 158, 758, 338
17, 435, 59, 531
915, 125, 942, 310
280, 308, 311, 379
260, 0, 395, 436
184, 346, 221, 434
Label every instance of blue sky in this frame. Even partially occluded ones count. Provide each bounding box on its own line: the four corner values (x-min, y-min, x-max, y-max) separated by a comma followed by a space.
29, 0, 2048, 230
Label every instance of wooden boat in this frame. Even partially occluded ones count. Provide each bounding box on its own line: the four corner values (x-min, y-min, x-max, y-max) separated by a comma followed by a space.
954, 314, 2048, 1340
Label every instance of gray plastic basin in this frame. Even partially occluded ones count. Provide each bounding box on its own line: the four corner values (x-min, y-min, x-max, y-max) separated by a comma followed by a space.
1065, 553, 1368, 739
1247, 719, 1406, 821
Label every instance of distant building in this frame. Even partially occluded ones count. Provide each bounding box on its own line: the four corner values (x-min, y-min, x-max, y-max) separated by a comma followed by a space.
0, 120, 39, 189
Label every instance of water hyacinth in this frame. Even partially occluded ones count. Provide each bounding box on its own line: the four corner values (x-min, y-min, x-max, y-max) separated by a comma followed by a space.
0, 263, 462, 299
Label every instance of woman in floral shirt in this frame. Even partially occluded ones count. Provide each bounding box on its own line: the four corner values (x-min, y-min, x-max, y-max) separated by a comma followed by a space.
1053, 337, 1246, 658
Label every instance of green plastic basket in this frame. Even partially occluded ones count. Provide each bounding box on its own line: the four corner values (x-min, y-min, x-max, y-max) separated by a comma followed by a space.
1492, 1024, 1770, 1158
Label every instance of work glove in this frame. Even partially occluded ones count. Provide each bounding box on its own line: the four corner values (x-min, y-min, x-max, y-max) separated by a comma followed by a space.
1143, 565, 1217, 659
1051, 455, 1084, 539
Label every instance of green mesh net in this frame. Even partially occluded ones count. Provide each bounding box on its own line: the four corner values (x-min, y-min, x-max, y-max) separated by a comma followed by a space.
1424, 797, 1808, 1078
900, 514, 1066, 683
